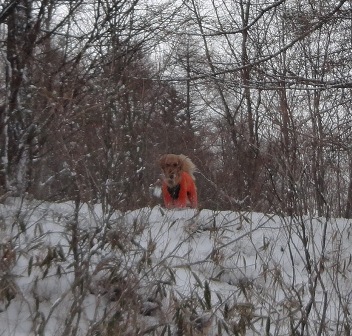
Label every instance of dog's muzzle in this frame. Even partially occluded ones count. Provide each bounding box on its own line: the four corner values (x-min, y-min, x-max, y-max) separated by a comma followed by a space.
165, 174, 177, 186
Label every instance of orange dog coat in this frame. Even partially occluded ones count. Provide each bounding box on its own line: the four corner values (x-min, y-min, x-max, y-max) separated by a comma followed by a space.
162, 171, 198, 209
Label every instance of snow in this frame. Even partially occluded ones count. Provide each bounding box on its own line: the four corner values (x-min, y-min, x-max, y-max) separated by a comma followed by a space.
0, 198, 352, 335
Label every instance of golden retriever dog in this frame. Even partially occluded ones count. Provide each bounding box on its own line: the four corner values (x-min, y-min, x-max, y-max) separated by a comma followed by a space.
159, 154, 198, 209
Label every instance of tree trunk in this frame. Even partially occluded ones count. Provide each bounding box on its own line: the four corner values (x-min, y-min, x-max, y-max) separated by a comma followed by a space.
345, 155, 352, 218
1, 0, 40, 194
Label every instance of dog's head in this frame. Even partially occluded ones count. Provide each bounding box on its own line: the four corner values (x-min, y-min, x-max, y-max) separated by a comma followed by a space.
159, 154, 184, 188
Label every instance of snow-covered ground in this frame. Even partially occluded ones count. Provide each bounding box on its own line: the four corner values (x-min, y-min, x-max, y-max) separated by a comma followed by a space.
0, 198, 352, 335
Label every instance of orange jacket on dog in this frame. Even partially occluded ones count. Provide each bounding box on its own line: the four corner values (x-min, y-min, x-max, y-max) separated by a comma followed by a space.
162, 171, 198, 209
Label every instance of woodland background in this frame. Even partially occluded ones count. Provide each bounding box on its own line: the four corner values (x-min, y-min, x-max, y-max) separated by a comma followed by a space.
1, 0, 352, 217
2, 2, 352, 336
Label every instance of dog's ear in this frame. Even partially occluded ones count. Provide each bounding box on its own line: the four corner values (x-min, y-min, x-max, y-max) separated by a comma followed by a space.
159, 155, 167, 168
179, 154, 189, 171
177, 156, 184, 170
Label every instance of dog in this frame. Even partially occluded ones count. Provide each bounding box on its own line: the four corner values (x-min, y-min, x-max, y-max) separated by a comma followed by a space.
159, 154, 198, 209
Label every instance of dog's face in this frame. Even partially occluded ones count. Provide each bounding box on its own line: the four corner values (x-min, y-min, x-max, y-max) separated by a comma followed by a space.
159, 154, 183, 188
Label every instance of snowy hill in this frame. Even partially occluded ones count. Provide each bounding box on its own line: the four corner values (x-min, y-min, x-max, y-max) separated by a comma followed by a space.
0, 198, 352, 335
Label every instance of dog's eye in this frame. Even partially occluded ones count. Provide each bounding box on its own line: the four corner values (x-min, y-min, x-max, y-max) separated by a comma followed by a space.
173, 163, 178, 167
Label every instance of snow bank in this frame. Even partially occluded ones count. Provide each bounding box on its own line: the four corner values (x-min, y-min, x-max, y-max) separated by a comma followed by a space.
0, 198, 352, 335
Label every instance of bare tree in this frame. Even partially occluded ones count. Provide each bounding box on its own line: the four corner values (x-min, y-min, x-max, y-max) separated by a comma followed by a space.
156, 0, 351, 216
